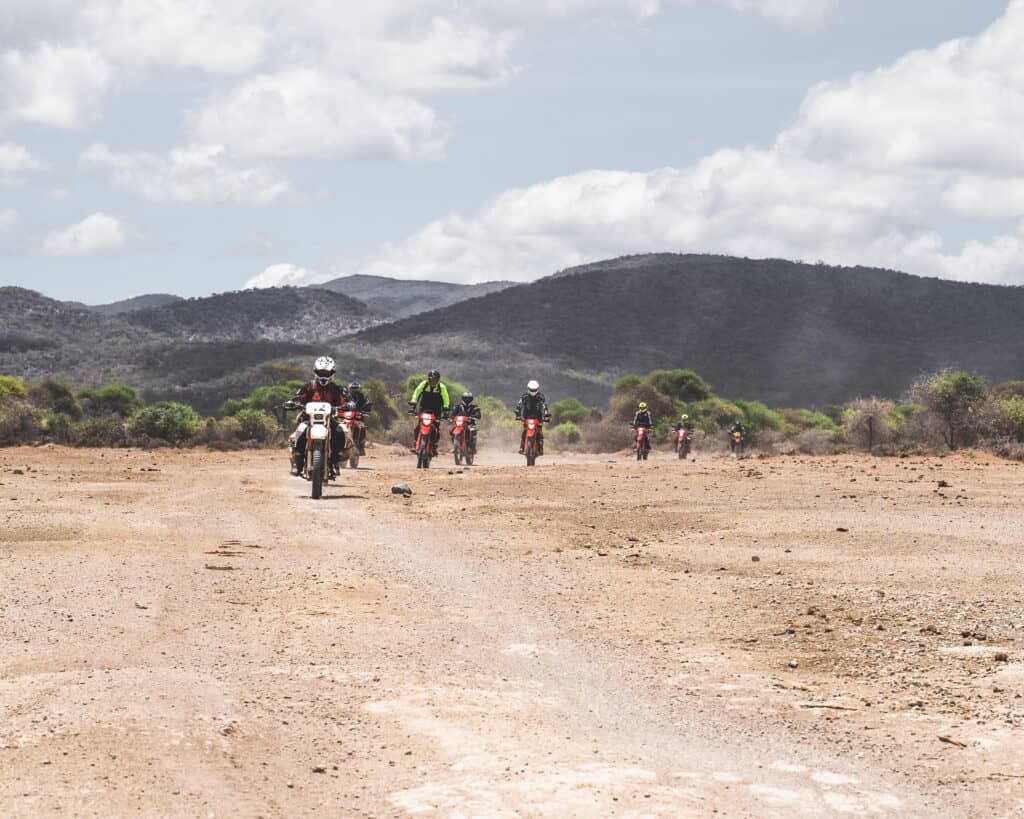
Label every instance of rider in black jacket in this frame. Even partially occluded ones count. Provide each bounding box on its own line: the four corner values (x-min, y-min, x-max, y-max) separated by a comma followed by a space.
346, 382, 373, 455
450, 391, 482, 454
515, 380, 550, 455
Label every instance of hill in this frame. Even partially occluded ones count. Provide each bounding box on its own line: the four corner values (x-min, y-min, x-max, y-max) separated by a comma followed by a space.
351, 254, 1024, 407
0, 286, 393, 414
88, 293, 185, 315
315, 274, 513, 318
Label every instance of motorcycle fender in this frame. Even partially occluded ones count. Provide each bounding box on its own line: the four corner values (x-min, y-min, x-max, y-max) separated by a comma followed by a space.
310, 425, 329, 441
294, 422, 308, 439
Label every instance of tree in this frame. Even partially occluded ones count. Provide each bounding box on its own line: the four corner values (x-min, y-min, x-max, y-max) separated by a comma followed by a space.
912, 369, 987, 450
0, 376, 28, 399
843, 398, 894, 452
647, 369, 712, 403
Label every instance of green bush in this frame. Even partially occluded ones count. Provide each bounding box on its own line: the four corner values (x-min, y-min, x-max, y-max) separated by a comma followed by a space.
689, 397, 743, 434
646, 369, 712, 403
234, 408, 277, 441
129, 402, 202, 443
78, 384, 144, 418
994, 396, 1024, 442
613, 374, 643, 394
550, 398, 596, 426
551, 422, 582, 446
222, 382, 303, 416
734, 399, 784, 433
0, 375, 28, 399
362, 378, 398, 432
69, 417, 127, 447
28, 380, 82, 419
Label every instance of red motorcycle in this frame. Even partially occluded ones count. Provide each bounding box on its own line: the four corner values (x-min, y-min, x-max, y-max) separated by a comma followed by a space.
522, 418, 543, 466
450, 414, 473, 466
676, 428, 692, 460
634, 426, 651, 461
414, 411, 438, 469
336, 405, 364, 469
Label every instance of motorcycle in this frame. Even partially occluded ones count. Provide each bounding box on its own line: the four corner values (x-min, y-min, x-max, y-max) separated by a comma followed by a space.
676, 428, 692, 460
521, 418, 544, 467
414, 411, 439, 469
730, 429, 745, 457
634, 426, 651, 461
450, 414, 474, 466
335, 405, 364, 469
287, 400, 340, 499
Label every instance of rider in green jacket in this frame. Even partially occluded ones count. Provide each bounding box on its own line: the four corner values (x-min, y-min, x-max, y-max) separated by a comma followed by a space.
408, 369, 450, 455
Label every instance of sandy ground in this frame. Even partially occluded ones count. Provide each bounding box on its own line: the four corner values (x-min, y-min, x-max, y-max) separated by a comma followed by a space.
1, 442, 1022, 817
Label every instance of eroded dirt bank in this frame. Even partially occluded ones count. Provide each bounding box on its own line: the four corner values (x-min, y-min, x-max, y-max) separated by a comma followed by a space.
1, 445, 1022, 817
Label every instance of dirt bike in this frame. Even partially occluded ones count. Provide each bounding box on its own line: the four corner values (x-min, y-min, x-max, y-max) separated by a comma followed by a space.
450, 414, 474, 466
287, 401, 340, 499
336, 406, 364, 469
676, 428, 692, 460
521, 418, 544, 466
414, 411, 439, 469
730, 429, 746, 458
634, 426, 651, 461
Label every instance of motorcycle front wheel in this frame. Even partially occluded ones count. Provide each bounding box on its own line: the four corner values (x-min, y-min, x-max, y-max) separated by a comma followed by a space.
311, 442, 324, 499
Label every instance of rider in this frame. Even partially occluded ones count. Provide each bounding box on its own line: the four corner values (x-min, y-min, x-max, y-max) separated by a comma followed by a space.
288, 356, 347, 475
631, 401, 653, 450
408, 369, 450, 456
346, 381, 373, 455
450, 391, 482, 454
674, 413, 694, 452
729, 418, 747, 443
515, 380, 550, 455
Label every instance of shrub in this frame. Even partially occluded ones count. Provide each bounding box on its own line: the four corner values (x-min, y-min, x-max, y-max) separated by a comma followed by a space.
28, 380, 82, 419
234, 408, 277, 442
551, 422, 582, 446
613, 374, 643, 394
69, 417, 127, 447
129, 402, 201, 443
0, 375, 28, 399
989, 396, 1024, 442
550, 398, 596, 426
689, 397, 743, 434
796, 428, 835, 455
734, 399, 784, 433
0, 401, 38, 445
646, 369, 712, 403
78, 384, 144, 418
361, 378, 398, 432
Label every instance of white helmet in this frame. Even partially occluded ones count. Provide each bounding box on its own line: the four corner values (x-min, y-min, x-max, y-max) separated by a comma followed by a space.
527, 380, 540, 395
313, 356, 336, 384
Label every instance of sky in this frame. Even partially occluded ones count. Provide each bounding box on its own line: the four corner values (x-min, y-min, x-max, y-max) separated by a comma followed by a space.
0, 0, 1018, 303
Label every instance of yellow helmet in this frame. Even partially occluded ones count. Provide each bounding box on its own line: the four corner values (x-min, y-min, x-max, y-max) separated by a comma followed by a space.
638, 402, 647, 411
681, 414, 689, 421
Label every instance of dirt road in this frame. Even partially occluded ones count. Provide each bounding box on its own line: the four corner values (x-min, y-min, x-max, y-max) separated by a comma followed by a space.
1, 444, 1022, 817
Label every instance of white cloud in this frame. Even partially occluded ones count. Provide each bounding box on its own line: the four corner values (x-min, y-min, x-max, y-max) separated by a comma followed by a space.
81, 142, 291, 205
356, 0, 1024, 286
190, 70, 448, 162
244, 262, 329, 289
43, 211, 126, 256
0, 208, 20, 230
722, 0, 837, 29
0, 142, 48, 184
0, 44, 111, 128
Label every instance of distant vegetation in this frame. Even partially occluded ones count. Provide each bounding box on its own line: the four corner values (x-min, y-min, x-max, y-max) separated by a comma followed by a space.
2, 367, 1021, 461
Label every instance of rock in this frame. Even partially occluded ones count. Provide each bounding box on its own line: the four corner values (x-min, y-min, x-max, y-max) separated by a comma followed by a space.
787, 660, 799, 669
836, 527, 849, 532
312, 766, 326, 774
391, 483, 412, 496
751, 556, 761, 562
995, 652, 1010, 663
12, 469, 24, 475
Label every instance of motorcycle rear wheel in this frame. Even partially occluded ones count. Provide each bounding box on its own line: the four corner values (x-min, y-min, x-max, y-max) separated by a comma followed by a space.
417, 436, 431, 469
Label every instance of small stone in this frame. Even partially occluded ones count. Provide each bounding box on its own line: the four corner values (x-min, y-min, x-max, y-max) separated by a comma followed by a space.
391, 483, 412, 496
787, 660, 799, 669
751, 556, 760, 562
312, 766, 326, 774
12, 469, 24, 475
995, 652, 1010, 663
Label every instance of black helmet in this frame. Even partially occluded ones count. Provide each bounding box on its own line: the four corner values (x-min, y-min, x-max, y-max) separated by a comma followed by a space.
462, 391, 474, 404
427, 369, 440, 382
348, 381, 362, 393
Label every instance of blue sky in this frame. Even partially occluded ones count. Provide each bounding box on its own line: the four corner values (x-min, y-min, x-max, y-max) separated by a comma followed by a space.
0, 0, 1017, 302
